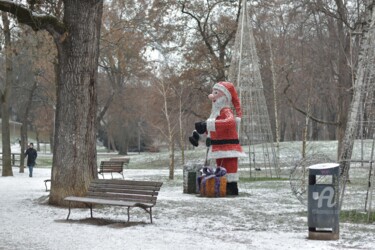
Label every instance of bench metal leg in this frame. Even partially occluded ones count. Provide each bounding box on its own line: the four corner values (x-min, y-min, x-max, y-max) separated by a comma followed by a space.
149, 208, 153, 224
67, 201, 72, 220
89, 204, 93, 218
44, 179, 51, 192
127, 207, 130, 222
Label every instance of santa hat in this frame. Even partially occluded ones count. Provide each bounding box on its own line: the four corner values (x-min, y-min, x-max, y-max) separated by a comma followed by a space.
213, 81, 242, 118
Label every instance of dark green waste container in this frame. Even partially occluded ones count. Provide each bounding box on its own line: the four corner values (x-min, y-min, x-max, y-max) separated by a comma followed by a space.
308, 163, 340, 240
183, 164, 201, 194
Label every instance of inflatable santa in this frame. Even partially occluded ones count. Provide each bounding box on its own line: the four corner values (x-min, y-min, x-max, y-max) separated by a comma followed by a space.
189, 81, 246, 195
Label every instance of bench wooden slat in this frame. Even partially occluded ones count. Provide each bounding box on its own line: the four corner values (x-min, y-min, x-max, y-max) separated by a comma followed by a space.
64, 179, 163, 223
109, 157, 130, 164
99, 167, 123, 170
64, 196, 136, 206
88, 187, 158, 196
91, 179, 163, 187
86, 193, 158, 203
88, 185, 160, 195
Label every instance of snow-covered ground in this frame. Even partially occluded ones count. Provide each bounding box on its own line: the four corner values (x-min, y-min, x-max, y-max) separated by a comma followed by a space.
1, 163, 374, 250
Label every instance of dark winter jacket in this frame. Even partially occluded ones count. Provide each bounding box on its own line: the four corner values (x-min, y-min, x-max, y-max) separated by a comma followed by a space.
24, 148, 37, 166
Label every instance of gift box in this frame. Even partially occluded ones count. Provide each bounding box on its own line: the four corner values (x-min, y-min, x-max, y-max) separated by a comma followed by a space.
198, 175, 227, 197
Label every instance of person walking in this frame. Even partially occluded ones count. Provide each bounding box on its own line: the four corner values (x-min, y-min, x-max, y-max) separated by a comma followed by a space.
24, 143, 37, 177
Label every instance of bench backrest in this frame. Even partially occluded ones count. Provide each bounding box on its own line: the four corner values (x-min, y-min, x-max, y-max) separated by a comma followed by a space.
99, 161, 124, 171
109, 157, 130, 164
87, 179, 163, 205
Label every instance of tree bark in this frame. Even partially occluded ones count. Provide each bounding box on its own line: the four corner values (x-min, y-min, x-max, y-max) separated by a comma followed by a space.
118, 130, 128, 155
49, 1, 103, 205
269, 37, 280, 149
335, 3, 352, 160
1, 12, 13, 177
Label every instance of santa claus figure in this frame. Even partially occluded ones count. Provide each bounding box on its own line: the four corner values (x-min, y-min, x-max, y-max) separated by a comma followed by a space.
189, 81, 246, 195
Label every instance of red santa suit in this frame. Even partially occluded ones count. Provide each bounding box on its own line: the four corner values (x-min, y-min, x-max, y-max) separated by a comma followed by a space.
206, 82, 246, 184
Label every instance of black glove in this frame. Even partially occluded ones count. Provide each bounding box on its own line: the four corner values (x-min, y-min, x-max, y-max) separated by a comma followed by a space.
195, 121, 207, 134
188, 130, 200, 147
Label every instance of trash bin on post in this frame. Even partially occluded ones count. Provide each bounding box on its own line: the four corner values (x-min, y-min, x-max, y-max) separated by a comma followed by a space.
308, 163, 340, 240
183, 164, 201, 194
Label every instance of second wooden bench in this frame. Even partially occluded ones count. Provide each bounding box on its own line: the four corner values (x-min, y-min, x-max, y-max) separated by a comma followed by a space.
98, 161, 125, 179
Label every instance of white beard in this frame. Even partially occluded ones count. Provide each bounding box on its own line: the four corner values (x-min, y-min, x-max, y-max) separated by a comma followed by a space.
209, 95, 229, 119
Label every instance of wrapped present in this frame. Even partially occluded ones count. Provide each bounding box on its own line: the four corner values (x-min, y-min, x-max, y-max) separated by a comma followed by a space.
197, 167, 227, 197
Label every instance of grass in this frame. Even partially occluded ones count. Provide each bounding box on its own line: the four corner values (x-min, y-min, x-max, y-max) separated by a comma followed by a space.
240, 176, 288, 182
340, 210, 375, 223
35, 157, 53, 168
297, 210, 375, 224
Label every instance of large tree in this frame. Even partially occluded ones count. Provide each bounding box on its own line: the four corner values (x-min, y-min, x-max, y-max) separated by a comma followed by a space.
0, 12, 13, 177
0, 0, 103, 206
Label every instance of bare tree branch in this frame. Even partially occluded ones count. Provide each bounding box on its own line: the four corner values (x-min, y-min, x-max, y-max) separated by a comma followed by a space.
283, 71, 339, 126
0, 1, 66, 35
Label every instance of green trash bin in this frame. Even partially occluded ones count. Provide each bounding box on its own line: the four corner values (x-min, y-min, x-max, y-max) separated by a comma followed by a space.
183, 164, 201, 194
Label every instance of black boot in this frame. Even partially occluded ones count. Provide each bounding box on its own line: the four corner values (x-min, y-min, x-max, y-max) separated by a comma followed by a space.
226, 182, 239, 196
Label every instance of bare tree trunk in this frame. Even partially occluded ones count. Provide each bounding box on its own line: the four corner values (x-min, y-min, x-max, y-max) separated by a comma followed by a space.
269, 37, 280, 152
327, 0, 353, 160
169, 134, 175, 180
1, 12, 13, 177
164, 89, 175, 180
178, 91, 185, 166
108, 130, 117, 152
19, 130, 26, 171
35, 129, 40, 151
19, 80, 37, 173
339, 2, 375, 209
156, 77, 176, 180
49, 133, 54, 154
302, 100, 311, 158
19, 123, 28, 173
49, 1, 103, 205
118, 130, 128, 155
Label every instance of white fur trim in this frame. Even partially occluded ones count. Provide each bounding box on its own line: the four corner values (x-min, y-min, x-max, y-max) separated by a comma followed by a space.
213, 83, 231, 102
235, 117, 241, 124
226, 173, 239, 182
207, 118, 216, 132
208, 148, 247, 159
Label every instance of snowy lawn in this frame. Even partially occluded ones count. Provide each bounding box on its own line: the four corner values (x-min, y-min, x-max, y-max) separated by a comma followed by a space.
1, 163, 375, 250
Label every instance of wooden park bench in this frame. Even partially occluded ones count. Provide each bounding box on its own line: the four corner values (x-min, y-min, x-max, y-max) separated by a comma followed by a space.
98, 161, 126, 179
64, 179, 163, 223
